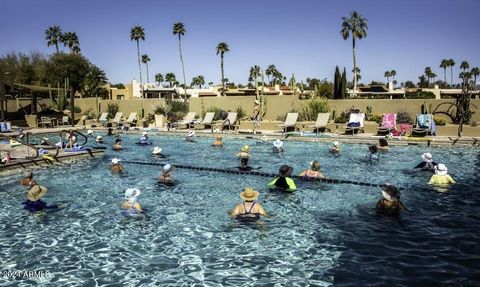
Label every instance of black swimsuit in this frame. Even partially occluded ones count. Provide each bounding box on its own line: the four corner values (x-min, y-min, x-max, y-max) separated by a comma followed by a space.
236, 202, 260, 222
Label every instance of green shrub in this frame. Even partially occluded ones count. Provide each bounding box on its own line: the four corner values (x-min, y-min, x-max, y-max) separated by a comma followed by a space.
300, 97, 330, 121
236, 106, 247, 119
203, 106, 224, 121
405, 91, 436, 99
334, 106, 357, 123
107, 103, 119, 119
83, 107, 95, 120
369, 114, 383, 125
433, 116, 447, 126
396, 109, 415, 124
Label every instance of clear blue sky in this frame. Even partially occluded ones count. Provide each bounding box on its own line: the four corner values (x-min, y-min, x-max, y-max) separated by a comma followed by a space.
1, 0, 479, 86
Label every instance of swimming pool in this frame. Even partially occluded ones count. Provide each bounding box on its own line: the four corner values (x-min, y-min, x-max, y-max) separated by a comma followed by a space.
0, 133, 479, 286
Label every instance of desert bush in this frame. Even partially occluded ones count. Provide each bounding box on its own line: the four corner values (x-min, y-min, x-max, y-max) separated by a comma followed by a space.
396, 109, 415, 124
106, 103, 118, 119
300, 97, 330, 121
236, 106, 247, 119
203, 106, 224, 121
369, 114, 383, 125
405, 91, 436, 99
433, 116, 447, 126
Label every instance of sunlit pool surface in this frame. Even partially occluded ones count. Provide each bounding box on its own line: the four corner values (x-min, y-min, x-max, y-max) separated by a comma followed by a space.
0, 133, 479, 286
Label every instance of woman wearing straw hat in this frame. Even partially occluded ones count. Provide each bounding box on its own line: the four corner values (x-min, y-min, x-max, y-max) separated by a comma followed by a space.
158, 164, 175, 185
268, 165, 297, 192
299, 160, 325, 179
236, 145, 251, 171
272, 139, 285, 153
375, 184, 406, 217
22, 185, 58, 213
230, 187, 268, 221
428, 163, 455, 185
414, 152, 438, 171
329, 141, 341, 154
111, 158, 124, 173
252, 100, 261, 134
122, 188, 144, 218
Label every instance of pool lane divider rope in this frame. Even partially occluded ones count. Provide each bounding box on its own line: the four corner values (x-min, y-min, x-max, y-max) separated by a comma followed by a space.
121, 160, 395, 189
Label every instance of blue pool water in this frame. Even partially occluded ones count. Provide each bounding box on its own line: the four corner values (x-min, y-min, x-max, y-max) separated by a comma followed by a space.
0, 133, 479, 286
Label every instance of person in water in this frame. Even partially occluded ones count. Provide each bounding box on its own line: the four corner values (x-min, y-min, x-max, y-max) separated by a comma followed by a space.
1, 151, 12, 164
138, 132, 152, 145
152, 146, 165, 157
113, 138, 122, 150
375, 184, 406, 217
87, 130, 93, 138
377, 138, 389, 152
107, 128, 114, 136
96, 135, 104, 144
366, 145, 379, 162
122, 188, 144, 215
268, 165, 297, 191
299, 160, 325, 179
213, 136, 223, 147
20, 171, 37, 188
111, 158, 124, 173
414, 152, 437, 171
185, 130, 195, 142
428, 163, 455, 185
272, 139, 285, 153
236, 145, 251, 170
23, 185, 58, 213
329, 141, 341, 154
158, 164, 175, 185
229, 187, 268, 221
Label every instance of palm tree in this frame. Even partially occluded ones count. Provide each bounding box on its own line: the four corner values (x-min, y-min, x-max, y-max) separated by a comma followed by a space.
141, 54, 151, 83
352, 67, 361, 84
265, 65, 276, 86
84, 65, 109, 117
130, 26, 145, 98
216, 42, 230, 96
460, 61, 470, 71
173, 22, 187, 100
447, 59, 455, 85
384, 71, 391, 82
155, 73, 164, 85
471, 67, 479, 90
390, 70, 397, 82
191, 75, 205, 88
165, 73, 176, 88
45, 25, 62, 53
249, 65, 261, 99
341, 11, 368, 96
440, 59, 448, 83
61, 32, 81, 54
424, 67, 433, 87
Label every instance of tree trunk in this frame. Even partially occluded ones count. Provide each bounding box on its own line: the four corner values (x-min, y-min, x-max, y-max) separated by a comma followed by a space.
146, 63, 150, 83
178, 35, 187, 101
136, 40, 144, 98
450, 67, 453, 86
443, 68, 447, 84
0, 79, 5, 120
221, 53, 225, 96
352, 37, 357, 97
55, 42, 59, 53
70, 88, 75, 127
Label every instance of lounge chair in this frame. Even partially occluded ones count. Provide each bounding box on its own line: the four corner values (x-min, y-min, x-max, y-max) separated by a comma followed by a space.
39, 116, 53, 128
124, 112, 137, 127
377, 113, 397, 135
154, 114, 164, 130
61, 116, 70, 126
277, 113, 299, 133
75, 115, 87, 127
194, 112, 215, 130
24, 115, 38, 128
345, 113, 365, 135
111, 112, 123, 127
98, 112, 109, 126
214, 112, 239, 131
308, 113, 330, 134
175, 112, 196, 129
0, 121, 12, 133
412, 114, 436, 136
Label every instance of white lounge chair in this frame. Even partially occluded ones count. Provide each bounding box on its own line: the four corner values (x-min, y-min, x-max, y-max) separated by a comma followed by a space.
308, 113, 330, 134
277, 113, 299, 133
61, 116, 70, 126
194, 112, 215, 130
345, 113, 365, 134
176, 112, 196, 129
125, 112, 137, 127
214, 112, 239, 131
98, 112, 109, 126
111, 112, 123, 127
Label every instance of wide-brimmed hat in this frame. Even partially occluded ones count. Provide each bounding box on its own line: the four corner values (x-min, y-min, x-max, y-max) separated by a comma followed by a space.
27, 185, 48, 201
380, 184, 400, 201
23, 171, 33, 178
188, 130, 195, 137
254, 100, 260, 105
333, 141, 340, 147
87, 130, 93, 135
241, 145, 250, 152
43, 137, 49, 141
112, 158, 120, 165
96, 135, 103, 141
279, 165, 293, 177
240, 187, 259, 201
163, 163, 173, 173
152, 146, 162, 154
273, 139, 284, 148
434, 164, 448, 176
125, 188, 141, 200
142, 131, 148, 136
421, 153, 433, 163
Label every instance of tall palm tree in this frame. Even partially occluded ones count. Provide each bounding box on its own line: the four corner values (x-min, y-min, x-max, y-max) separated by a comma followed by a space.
173, 22, 187, 100
424, 67, 433, 87
447, 59, 455, 85
61, 32, 81, 54
84, 65, 109, 117
197, 75, 205, 88
471, 67, 479, 90
341, 11, 368, 96
130, 26, 145, 98
249, 65, 261, 83
165, 72, 176, 88
384, 71, 391, 82
440, 59, 448, 83
155, 73, 164, 85
216, 42, 230, 96
265, 65, 276, 86
141, 54, 151, 83
45, 25, 62, 53
390, 70, 397, 82
460, 61, 470, 71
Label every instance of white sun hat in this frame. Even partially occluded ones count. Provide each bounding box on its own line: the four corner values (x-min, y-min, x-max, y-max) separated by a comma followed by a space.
434, 163, 448, 176
87, 130, 93, 135
333, 141, 340, 147
421, 152, 433, 163
163, 163, 172, 173
273, 139, 284, 148
112, 158, 120, 165
152, 146, 162, 155
124, 188, 141, 203
96, 135, 103, 140
142, 131, 148, 136
188, 130, 195, 137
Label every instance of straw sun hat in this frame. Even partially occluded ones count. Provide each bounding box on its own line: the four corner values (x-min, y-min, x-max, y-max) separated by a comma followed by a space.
239, 187, 259, 201
27, 185, 48, 201
241, 145, 250, 152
